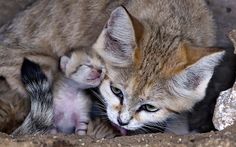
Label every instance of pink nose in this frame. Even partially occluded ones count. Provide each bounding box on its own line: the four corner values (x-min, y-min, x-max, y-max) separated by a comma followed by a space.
89, 69, 102, 79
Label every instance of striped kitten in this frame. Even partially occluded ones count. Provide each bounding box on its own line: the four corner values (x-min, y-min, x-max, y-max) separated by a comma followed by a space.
12, 55, 119, 138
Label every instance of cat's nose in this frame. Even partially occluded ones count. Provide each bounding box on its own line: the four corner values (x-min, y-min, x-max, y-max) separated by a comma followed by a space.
117, 117, 129, 126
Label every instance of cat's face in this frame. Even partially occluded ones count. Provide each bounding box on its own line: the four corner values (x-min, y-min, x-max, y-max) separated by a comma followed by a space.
99, 75, 172, 130
93, 7, 224, 131
60, 50, 105, 89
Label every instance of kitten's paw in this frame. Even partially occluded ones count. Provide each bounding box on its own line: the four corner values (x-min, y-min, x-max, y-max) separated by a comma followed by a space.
75, 122, 88, 135
49, 128, 58, 134
76, 130, 86, 135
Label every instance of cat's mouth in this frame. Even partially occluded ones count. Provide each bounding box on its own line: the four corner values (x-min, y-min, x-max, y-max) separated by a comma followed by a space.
111, 123, 128, 136
87, 77, 101, 81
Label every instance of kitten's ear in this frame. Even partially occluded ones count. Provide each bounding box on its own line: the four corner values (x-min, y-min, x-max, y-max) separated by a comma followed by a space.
93, 6, 143, 67
60, 56, 70, 72
169, 43, 225, 102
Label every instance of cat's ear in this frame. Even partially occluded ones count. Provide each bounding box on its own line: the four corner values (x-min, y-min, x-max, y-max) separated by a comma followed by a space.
93, 6, 143, 67
60, 56, 70, 72
161, 42, 224, 77
168, 43, 225, 102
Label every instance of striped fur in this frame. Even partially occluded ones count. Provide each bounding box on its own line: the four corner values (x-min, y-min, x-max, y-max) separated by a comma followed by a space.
12, 58, 120, 138
12, 58, 53, 136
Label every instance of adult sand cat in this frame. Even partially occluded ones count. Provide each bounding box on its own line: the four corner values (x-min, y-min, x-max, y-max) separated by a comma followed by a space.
91, 3, 234, 132
0, 0, 233, 133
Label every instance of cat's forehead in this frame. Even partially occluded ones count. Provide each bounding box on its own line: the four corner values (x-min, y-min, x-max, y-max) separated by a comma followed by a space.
108, 65, 165, 100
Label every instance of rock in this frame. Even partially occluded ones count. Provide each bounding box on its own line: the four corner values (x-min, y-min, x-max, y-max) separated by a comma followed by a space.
213, 30, 236, 130
229, 29, 236, 54
213, 86, 236, 130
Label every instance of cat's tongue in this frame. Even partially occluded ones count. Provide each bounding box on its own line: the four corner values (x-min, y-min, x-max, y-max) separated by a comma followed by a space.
112, 123, 127, 136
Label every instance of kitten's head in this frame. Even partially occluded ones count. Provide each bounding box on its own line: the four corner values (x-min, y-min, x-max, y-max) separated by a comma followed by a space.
92, 7, 224, 131
60, 50, 105, 89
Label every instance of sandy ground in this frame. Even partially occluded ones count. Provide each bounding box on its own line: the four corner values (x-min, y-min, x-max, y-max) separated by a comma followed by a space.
1, 0, 236, 147
0, 124, 236, 147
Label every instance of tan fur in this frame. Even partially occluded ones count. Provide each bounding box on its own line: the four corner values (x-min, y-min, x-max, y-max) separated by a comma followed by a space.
92, 1, 224, 130
0, 0, 37, 27
0, 45, 56, 132
113, 105, 122, 112
0, 77, 29, 134
0, 0, 126, 56
133, 113, 140, 121
160, 43, 223, 78
229, 29, 236, 54
0, 0, 221, 132
0, 44, 58, 96
87, 118, 120, 139
0, 0, 127, 96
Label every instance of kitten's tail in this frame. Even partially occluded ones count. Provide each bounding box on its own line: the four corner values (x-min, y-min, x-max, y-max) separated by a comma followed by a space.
12, 58, 53, 136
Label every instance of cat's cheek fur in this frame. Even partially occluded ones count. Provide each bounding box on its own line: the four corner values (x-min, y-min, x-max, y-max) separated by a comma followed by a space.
99, 79, 171, 130
99, 79, 120, 123
140, 110, 171, 124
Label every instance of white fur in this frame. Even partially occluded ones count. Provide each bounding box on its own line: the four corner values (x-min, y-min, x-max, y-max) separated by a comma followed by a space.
53, 77, 91, 134
93, 7, 135, 67
60, 56, 70, 72
99, 51, 225, 131
52, 52, 104, 134
170, 51, 225, 104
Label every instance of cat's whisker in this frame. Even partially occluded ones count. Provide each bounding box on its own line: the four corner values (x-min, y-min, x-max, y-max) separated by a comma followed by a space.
147, 123, 184, 133
91, 110, 107, 116
94, 103, 106, 109
94, 104, 107, 112
139, 127, 150, 134
89, 89, 106, 104
143, 124, 165, 133
95, 107, 106, 112
132, 129, 143, 135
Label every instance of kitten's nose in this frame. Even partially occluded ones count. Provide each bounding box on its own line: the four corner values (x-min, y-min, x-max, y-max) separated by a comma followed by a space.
97, 69, 102, 74
117, 117, 129, 126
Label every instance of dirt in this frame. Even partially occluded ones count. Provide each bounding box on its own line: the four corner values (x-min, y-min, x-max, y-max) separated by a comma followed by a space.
1, 0, 236, 147
0, 124, 235, 147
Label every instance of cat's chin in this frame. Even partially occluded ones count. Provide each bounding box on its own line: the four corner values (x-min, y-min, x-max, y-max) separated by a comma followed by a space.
111, 123, 128, 136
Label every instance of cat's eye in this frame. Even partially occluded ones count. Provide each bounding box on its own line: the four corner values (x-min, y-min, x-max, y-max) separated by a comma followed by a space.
139, 104, 159, 112
110, 85, 124, 100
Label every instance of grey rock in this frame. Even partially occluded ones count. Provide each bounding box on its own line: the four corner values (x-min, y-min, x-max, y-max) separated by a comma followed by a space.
213, 30, 236, 130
